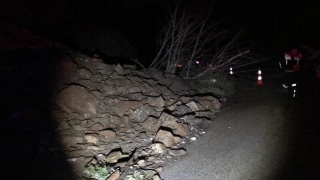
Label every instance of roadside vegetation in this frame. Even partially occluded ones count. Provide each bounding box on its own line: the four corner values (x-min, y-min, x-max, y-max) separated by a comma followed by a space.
147, 1, 260, 95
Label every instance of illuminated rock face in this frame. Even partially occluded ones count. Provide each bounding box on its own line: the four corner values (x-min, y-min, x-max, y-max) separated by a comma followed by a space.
32, 54, 223, 178
56, 85, 98, 120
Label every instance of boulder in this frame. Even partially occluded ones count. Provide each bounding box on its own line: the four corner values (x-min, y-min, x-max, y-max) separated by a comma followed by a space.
77, 68, 93, 79
109, 100, 143, 116
148, 96, 165, 108
175, 123, 190, 137
99, 129, 117, 140
84, 134, 100, 145
105, 150, 129, 163
186, 101, 204, 112
155, 129, 176, 148
141, 117, 161, 132
159, 112, 179, 129
56, 85, 98, 119
149, 143, 166, 155
195, 96, 221, 112
130, 105, 156, 123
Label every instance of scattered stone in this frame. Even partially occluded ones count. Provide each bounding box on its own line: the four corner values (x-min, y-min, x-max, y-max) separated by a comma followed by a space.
107, 170, 120, 180
175, 123, 190, 137
86, 146, 103, 151
99, 129, 117, 140
159, 112, 179, 129
102, 84, 118, 95
144, 169, 158, 179
131, 105, 156, 123
168, 148, 187, 157
128, 86, 141, 93
84, 134, 100, 144
74, 124, 85, 131
155, 167, 163, 173
138, 132, 147, 139
173, 104, 192, 116
167, 100, 182, 111
90, 123, 104, 131
137, 160, 146, 167
180, 96, 193, 104
155, 129, 176, 148
114, 64, 124, 75
149, 143, 166, 155
152, 174, 162, 180
105, 150, 129, 163
110, 100, 143, 116
174, 136, 182, 144
141, 116, 161, 132
78, 68, 93, 79
148, 96, 165, 108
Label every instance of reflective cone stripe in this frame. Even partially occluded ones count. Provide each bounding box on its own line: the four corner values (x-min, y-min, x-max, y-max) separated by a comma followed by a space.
256, 69, 263, 85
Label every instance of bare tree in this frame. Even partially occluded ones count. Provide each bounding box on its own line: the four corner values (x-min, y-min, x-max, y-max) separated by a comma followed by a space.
149, 1, 257, 78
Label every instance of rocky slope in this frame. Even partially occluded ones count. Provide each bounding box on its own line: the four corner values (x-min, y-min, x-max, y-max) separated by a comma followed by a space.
2, 52, 225, 179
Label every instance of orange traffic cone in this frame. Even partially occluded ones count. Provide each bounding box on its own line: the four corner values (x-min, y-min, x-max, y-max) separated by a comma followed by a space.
256, 68, 263, 85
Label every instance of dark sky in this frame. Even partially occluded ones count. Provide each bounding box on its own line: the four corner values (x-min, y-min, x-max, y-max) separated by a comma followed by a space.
217, 0, 320, 52
1, 0, 320, 57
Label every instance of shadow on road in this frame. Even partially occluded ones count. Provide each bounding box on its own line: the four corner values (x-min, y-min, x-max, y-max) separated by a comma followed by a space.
0, 50, 76, 180
276, 75, 320, 179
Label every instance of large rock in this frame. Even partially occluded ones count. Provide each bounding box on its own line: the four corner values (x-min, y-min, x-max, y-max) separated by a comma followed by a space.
141, 117, 161, 132
173, 105, 192, 116
102, 84, 118, 95
186, 101, 204, 112
105, 150, 129, 163
109, 100, 143, 116
84, 134, 100, 145
89, 123, 104, 131
194, 96, 221, 112
130, 105, 157, 123
175, 123, 190, 137
77, 68, 93, 79
56, 85, 98, 119
159, 112, 179, 129
149, 143, 166, 155
148, 96, 165, 108
99, 129, 117, 140
155, 129, 176, 148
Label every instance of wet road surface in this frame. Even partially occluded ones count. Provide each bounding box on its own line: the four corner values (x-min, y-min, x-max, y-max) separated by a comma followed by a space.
161, 76, 320, 180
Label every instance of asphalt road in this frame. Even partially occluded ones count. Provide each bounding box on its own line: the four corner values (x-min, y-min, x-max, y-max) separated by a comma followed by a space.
161, 75, 320, 180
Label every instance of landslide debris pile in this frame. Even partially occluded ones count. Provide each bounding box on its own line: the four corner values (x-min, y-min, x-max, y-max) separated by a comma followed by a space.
5, 53, 225, 180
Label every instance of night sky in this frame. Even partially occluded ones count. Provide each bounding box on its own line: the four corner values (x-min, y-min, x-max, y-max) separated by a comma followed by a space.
1, 0, 320, 60
217, 0, 320, 53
